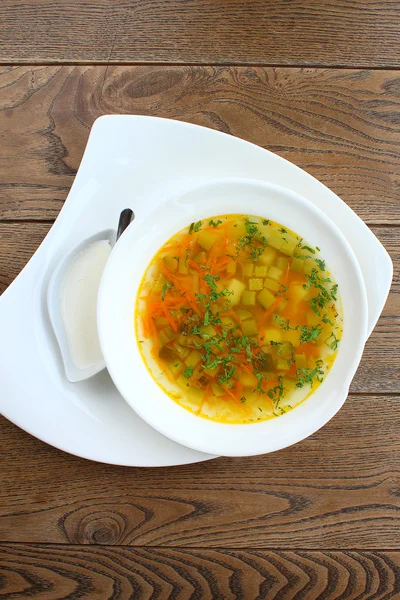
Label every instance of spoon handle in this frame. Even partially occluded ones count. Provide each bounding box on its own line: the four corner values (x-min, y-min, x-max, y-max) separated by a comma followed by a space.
116, 209, 134, 241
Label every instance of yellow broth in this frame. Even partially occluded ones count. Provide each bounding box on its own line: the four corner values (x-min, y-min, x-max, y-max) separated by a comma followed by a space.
136, 215, 343, 424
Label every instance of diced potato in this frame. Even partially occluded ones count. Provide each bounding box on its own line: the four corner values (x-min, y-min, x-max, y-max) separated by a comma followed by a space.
185, 350, 202, 367
227, 220, 246, 238
285, 329, 301, 347
303, 259, 316, 275
242, 290, 256, 306
254, 265, 268, 277
178, 259, 188, 274
289, 284, 308, 303
280, 235, 298, 256
226, 261, 236, 275
268, 231, 285, 251
276, 257, 289, 271
153, 273, 168, 292
248, 278, 263, 291
205, 365, 220, 378
242, 319, 258, 336
197, 230, 223, 251
268, 266, 284, 281
243, 263, 254, 277
276, 299, 288, 313
159, 327, 175, 347
199, 324, 217, 337
237, 370, 257, 387
276, 358, 290, 371
255, 224, 270, 243
291, 258, 304, 274
259, 247, 277, 266
163, 255, 178, 271
307, 312, 320, 327
221, 316, 236, 329
279, 342, 293, 359
295, 354, 307, 369
176, 374, 191, 389
264, 328, 283, 343
264, 277, 280, 292
211, 383, 225, 397
154, 317, 169, 327
235, 308, 253, 321
169, 360, 184, 376
257, 288, 276, 310
193, 251, 207, 263
226, 278, 246, 306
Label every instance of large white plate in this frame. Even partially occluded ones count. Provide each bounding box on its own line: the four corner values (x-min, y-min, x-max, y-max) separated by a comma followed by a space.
0, 116, 392, 467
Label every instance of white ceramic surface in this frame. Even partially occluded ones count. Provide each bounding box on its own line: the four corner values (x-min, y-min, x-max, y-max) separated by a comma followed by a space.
47, 230, 115, 382
98, 179, 368, 457
0, 115, 392, 466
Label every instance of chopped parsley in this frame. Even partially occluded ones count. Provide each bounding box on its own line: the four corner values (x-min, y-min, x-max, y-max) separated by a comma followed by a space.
209, 219, 223, 228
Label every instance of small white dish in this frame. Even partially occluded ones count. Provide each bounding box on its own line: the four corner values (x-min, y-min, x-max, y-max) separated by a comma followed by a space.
98, 178, 369, 457
0, 116, 392, 466
47, 230, 114, 382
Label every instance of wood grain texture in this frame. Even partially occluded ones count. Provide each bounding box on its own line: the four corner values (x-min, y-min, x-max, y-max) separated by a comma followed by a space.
1, 66, 400, 223
0, 223, 397, 393
0, 546, 399, 600
2, 1, 400, 67
0, 390, 399, 548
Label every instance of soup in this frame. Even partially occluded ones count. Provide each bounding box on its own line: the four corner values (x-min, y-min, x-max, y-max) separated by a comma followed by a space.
136, 215, 342, 424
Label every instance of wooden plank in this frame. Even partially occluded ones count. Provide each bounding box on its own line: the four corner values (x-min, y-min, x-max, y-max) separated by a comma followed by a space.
0, 392, 398, 548
0, 545, 399, 600
1, 66, 400, 223
0, 223, 397, 392
1, 1, 400, 67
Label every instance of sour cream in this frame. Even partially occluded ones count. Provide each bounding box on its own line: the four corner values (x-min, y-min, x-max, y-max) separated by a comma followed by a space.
60, 239, 112, 370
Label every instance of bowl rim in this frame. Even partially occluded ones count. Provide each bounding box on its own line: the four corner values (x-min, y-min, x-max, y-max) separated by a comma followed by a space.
98, 177, 368, 456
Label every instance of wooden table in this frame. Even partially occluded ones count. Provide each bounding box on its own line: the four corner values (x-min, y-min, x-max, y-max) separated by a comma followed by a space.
0, 2, 399, 598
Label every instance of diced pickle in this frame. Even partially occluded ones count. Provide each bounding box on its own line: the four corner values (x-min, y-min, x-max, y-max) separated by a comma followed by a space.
242, 290, 256, 306
257, 288, 275, 310
241, 319, 258, 336
264, 277, 280, 292
243, 263, 254, 277
268, 266, 284, 281
248, 278, 263, 291
197, 230, 223, 251
295, 354, 307, 369
204, 365, 220, 378
226, 278, 246, 306
176, 374, 191, 389
185, 350, 202, 367
254, 265, 268, 277
235, 308, 253, 321
158, 346, 178, 361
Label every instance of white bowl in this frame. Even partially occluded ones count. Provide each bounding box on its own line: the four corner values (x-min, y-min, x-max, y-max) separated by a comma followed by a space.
97, 178, 368, 456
